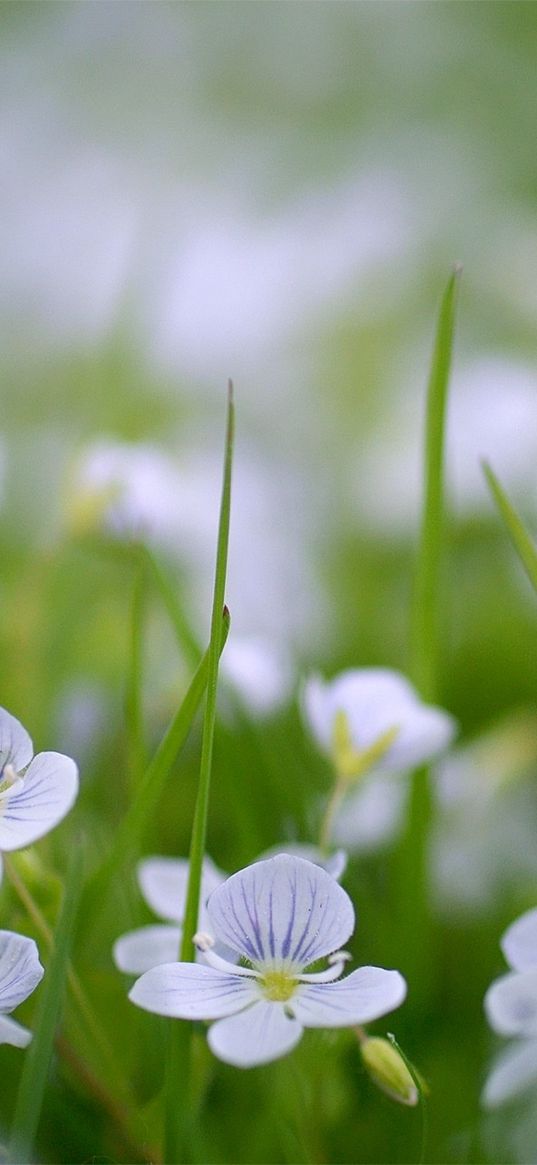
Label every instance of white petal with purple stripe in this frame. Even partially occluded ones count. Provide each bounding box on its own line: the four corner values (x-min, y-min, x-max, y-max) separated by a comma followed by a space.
0, 752, 78, 851
292, 966, 407, 1027
129, 962, 259, 1020
206, 855, 354, 968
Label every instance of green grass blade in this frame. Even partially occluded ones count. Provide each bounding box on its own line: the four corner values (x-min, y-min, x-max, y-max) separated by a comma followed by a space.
9, 845, 84, 1164
483, 461, 537, 594
400, 269, 460, 1004
124, 551, 147, 790
82, 607, 230, 920
411, 265, 461, 702
165, 381, 234, 1163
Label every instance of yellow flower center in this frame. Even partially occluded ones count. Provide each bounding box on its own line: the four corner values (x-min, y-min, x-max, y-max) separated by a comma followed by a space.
261, 970, 297, 1002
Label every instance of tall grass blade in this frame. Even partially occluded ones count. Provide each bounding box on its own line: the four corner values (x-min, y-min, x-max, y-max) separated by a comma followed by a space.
165, 381, 234, 1163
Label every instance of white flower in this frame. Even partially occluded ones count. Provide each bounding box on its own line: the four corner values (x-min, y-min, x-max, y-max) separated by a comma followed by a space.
303, 668, 456, 780
0, 707, 78, 878
129, 855, 406, 1068
113, 855, 226, 975
483, 908, 537, 1107
114, 846, 346, 975
0, 930, 44, 1047
331, 772, 408, 853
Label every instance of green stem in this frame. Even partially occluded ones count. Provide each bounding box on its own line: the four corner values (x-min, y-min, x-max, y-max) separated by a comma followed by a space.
9, 847, 84, 1163
4, 856, 126, 1099
319, 776, 347, 853
483, 461, 537, 595
165, 383, 234, 1164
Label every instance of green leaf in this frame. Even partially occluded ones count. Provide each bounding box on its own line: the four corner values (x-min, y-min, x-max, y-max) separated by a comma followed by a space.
411, 265, 461, 702
9, 845, 84, 1164
165, 381, 234, 1164
483, 461, 537, 594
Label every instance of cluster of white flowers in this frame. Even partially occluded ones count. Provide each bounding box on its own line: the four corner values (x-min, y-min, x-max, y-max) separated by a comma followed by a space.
0, 706, 78, 1048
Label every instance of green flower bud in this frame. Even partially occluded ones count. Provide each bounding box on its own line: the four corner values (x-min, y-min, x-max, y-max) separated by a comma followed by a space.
360, 1036, 419, 1107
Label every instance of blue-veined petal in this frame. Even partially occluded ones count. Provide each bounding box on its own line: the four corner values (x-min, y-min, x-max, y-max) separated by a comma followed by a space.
257, 843, 347, 881
0, 752, 78, 851
0, 708, 33, 775
502, 908, 537, 973
208, 999, 302, 1067
129, 962, 258, 1020
207, 855, 354, 967
292, 966, 406, 1027
0, 931, 44, 1012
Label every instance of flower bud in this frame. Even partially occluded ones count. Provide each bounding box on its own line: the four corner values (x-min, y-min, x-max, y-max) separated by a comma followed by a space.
360, 1036, 419, 1106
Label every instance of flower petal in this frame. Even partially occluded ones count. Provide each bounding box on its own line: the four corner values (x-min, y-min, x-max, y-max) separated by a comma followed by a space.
0, 931, 44, 1011
113, 925, 182, 975
0, 1013, 32, 1048
138, 855, 226, 923
208, 1000, 302, 1067
485, 970, 537, 1037
129, 962, 258, 1019
207, 855, 355, 967
257, 843, 347, 881
482, 1039, 537, 1107
292, 966, 407, 1027
502, 908, 537, 972
0, 708, 33, 774
0, 752, 78, 851
332, 773, 407, 852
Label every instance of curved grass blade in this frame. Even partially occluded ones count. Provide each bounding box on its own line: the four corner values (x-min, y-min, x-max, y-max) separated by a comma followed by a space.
82, 607, 230, 922
9, 845, 84, 1164
483, 461, 537, 594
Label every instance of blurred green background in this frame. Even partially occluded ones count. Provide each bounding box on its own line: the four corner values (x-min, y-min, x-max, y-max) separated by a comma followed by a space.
2, 3, 537, 1163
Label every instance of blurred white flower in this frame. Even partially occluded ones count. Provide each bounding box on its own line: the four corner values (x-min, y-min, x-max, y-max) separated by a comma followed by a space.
0, 707, 78, 878
130, 854, 406, 1068
331, 772, 408, 853
0, 930, 44, 1048
483, 909, 537, 1107
303, 668, 456, 780
220, 635, 294, 718
69, 439, 182, 547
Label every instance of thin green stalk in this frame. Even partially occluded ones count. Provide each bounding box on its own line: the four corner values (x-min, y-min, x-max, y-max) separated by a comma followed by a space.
165, 382, 234, 1164
401, 269, 460, 997
483, 461, 537, 594
125, 552, 147, 789
82, 610, 229, 923
411, 264, 461, 703
9, 846, 84, 1164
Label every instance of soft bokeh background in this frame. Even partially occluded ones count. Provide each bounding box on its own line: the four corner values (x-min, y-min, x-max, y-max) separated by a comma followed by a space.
2, 3, 537, 1163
